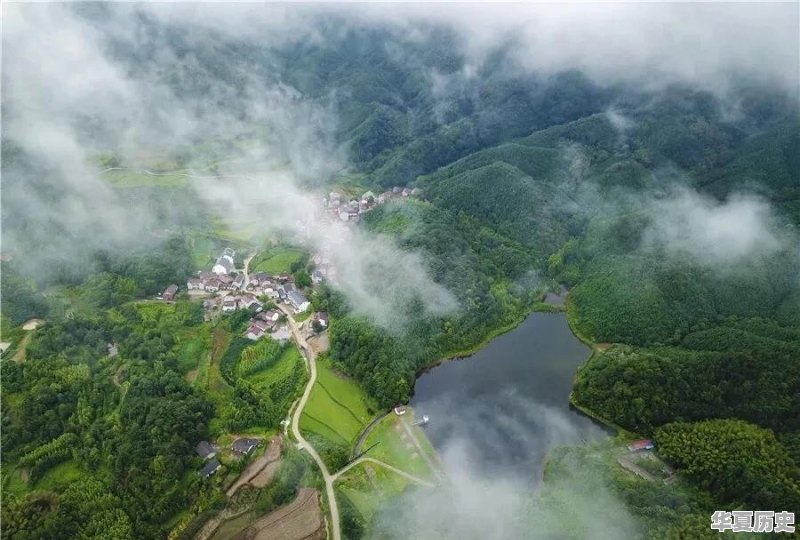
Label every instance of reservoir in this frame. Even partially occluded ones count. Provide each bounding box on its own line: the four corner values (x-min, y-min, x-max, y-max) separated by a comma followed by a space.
410, 312, 607, 482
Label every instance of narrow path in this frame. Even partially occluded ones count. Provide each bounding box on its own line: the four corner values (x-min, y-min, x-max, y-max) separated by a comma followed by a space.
401, 418, 443, 480
280, 304, 341, 540
352, 411, 390, 458
332, 457, 435, 488
242, 252, 255, 285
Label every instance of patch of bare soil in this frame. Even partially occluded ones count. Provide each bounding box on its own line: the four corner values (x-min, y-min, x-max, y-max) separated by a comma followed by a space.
232, 488, 323, 540
226, 436, 283, 497
186, 369, 199, 384
249, 461, 280, 488
22, 319, 43, 331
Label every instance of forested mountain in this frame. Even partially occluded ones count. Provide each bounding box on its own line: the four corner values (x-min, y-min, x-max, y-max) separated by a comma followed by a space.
2, 6, 799, 539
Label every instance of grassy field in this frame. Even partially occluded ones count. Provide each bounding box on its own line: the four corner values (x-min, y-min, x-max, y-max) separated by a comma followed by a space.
195, 327, 236, 434
251, 247, 306, 274
176, 326, 211, 374
361, 414, 435, 480
300, 359, 375, 449
34, 461, 87, 491
336, 462, 409, 524
102, 169, 189, 187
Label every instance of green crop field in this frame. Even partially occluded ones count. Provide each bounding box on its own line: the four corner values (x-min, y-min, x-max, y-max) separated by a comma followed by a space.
102, 169, 188, 187
245, 345, 302, 391
300, 359, 375, 448
251, 247, 306, 274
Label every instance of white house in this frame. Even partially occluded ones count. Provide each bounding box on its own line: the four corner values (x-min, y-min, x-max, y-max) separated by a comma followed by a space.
287, 290, 310, 312
187, 277, 204, 290
222, 297, 238, 312
212, 248, 235, 275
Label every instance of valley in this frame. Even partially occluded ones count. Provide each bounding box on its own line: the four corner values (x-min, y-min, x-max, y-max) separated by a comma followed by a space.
2, 4, 799, 539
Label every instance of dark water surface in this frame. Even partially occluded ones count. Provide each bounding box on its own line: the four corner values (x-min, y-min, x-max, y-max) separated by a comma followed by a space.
410, 313, 607, 482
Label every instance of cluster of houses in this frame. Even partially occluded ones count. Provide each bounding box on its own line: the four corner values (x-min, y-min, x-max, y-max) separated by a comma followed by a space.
196, 437, 262, 478
244, 309, 291, 342
324, 186, 422, 223
185, 247, 326, 343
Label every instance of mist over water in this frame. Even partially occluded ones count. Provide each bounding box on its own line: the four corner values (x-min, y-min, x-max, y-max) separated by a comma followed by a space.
371, 313, 629, 539
411, 312, 606, 481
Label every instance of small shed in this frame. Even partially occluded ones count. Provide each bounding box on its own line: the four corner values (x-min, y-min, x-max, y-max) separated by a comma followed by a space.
627, 439, 655, 453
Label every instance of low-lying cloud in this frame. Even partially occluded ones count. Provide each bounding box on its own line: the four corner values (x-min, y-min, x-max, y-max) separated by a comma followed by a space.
2, 3, 456, 326
197, 171, 457, 328
141, 3, 799, 97
643, 188, 788, 267
372, 393, 634, 539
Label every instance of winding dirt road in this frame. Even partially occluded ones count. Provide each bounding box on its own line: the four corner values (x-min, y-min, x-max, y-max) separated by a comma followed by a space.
280, 305, 341, 540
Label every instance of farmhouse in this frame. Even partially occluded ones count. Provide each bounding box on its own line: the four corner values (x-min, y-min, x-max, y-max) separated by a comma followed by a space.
240, 295, 263, 312
287, 290, 310, 312
217, 274, 234, 290
233, 273, 248, 290
231, 437, 260, 457
312, 311, 329, 329
162, 284, 178, 301
260, 310, 280, 323
222, 297, 238, 312
196, 440, 217, 460
204, 279, 220, 293
187, 277, 204, 290
246, 320, 270, 340
199, 459, 221, 478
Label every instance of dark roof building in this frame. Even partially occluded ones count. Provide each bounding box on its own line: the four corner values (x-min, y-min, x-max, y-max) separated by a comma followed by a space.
196, 440, 217, 460
231, 438, 260, 457
199, 458, 221, 478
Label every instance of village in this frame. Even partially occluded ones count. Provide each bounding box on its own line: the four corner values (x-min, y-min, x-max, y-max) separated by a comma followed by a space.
323, 185, 422, 223
151, 185, 432, 524
157, 185, 423, 347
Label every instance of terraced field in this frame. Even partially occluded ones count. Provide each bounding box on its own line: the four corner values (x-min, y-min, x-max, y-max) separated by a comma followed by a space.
299, 359, 376, 449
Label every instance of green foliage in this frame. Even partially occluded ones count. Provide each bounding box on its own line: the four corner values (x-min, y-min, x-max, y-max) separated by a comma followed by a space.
1, 477, 135, 540
1, 304, 213, 538
237, 338, 287, 377
654, 419, 800, 510
573, 320, 800, 434
18, 433, 78, 483
0, 264, 48, 326
329, 317, 412, 408
339, 489, 367, 540
306, 433, 350, 472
